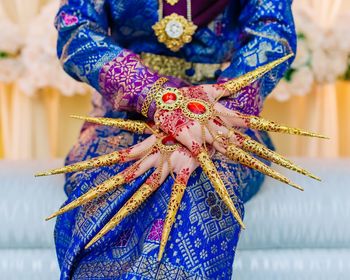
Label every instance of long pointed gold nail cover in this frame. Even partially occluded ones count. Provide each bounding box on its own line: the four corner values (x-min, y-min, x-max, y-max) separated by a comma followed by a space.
237, 133, 321, 181
46, 174, 125, 220
35, 151, 121, 177
196, 149, 246, 229
223, 54, 293, 94
85, 183, 155, 249
158, 181, 186, 261
71, 115, 149, 134
226, 145, 303, 191
247, 115, 328, 139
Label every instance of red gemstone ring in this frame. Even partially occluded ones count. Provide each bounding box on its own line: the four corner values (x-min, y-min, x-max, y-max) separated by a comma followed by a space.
181, 99, 213, 123
155, 87, 184, 111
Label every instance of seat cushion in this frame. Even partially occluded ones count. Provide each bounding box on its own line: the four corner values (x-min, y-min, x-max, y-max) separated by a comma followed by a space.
0, 160, 66, 249
0, 249, 59, 280
233, 248, 350, 280
238, 158, 350, 250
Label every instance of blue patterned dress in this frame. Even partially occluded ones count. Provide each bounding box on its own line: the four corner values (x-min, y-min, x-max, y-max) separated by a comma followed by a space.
54, 0, 296, 279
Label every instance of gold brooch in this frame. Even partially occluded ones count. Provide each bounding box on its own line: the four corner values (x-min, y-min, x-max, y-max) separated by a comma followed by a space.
152, 13, 197, 52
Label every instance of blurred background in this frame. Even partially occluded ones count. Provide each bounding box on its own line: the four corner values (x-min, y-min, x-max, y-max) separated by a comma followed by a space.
0, 0, 349, 160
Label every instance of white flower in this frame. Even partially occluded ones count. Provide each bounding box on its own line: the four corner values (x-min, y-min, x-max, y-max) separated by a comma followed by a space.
271, 80, 292, 102
292, 39, 310, 69
0, 19, 23, 54
0, 58, 24, 82
290, 66, 314, 96
18, 1, 89, 96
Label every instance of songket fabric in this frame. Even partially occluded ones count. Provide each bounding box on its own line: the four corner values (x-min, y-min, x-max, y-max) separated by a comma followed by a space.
54, 0, 296, 279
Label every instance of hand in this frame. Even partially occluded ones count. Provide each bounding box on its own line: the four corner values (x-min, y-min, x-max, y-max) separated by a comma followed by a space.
36, 118, 239, 261
36, 113, 325, 261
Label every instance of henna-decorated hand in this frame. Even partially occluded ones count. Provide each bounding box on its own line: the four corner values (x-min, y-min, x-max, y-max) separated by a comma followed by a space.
35, 55, 326, 262
36, 117, 241, 261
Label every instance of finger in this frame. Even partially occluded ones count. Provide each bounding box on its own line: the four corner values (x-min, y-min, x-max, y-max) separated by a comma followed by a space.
196, 149, 245, 229
221, 54, 293, 96
35, 136, 157, 177
213, 103, 246, 127
234, 130, 321, 181
35, 151, 123, 177
199, 84, 229, 101
158, 175, 189, 261
45, 154, 158, 221
70, 115, 150, 134
85, 160, 170, 250
226, 144, 304, 191
237, 113, 328, 139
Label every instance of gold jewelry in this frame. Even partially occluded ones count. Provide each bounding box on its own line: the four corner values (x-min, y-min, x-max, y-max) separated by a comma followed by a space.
70, 115, 149, 134
222, 54, 294, 95
46, 174, 125, 221
141, 52, 223, 83
153, 87, 215, 124
141, 77, 168, 118
226, 144, 303, 191
152, 0, 197, 52
158, 180, 186, 261
166, 0, 179, 5
196, 148, 245, 229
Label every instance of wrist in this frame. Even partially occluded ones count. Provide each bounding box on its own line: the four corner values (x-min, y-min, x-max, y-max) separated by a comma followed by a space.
98, 50, 162, 113
140, 77, 180, 120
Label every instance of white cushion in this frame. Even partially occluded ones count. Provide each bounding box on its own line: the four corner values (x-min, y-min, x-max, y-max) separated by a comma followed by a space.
0, 249, 59, 280
234, 248, 350, 280
0, 160, 66, 249
238, 158, 350, 250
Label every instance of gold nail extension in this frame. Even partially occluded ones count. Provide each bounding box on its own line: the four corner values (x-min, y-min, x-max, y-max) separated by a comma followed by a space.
223, 54, 293, 94
158, 182, 186, 261
196, 150, 245, 229
240, 136, 321, 181
245, 115, 328, 139
46, 174, 125, 220
70, 115, 148, 134
226, 145, 304, 191
85, 183, 154, 249
35, 151, 121, 177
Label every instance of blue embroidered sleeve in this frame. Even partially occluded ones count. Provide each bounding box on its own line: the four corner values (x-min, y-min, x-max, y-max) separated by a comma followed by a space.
55, 0, 123, 91
219, 0, 297, 99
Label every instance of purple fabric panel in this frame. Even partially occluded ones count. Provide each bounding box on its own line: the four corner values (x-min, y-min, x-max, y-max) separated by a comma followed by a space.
219, 81, 263, 116
163, 0, 229, 26
98, 50, 186, 119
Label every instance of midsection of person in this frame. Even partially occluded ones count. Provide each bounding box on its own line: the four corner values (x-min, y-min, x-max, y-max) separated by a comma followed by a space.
53, 0, 296, 279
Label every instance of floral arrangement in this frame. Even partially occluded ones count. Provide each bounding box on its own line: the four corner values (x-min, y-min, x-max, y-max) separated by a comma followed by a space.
0, 1, 88, 96
271, 2, 350, 101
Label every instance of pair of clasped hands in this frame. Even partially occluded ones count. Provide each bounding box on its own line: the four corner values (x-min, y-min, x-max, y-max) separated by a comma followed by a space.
129, 83, 244, 193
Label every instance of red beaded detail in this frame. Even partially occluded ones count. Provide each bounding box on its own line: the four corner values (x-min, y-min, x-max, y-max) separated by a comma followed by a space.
187, 101, 207, 115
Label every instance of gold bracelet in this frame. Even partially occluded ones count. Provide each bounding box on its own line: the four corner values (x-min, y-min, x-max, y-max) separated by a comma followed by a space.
141, 77, 168, 117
